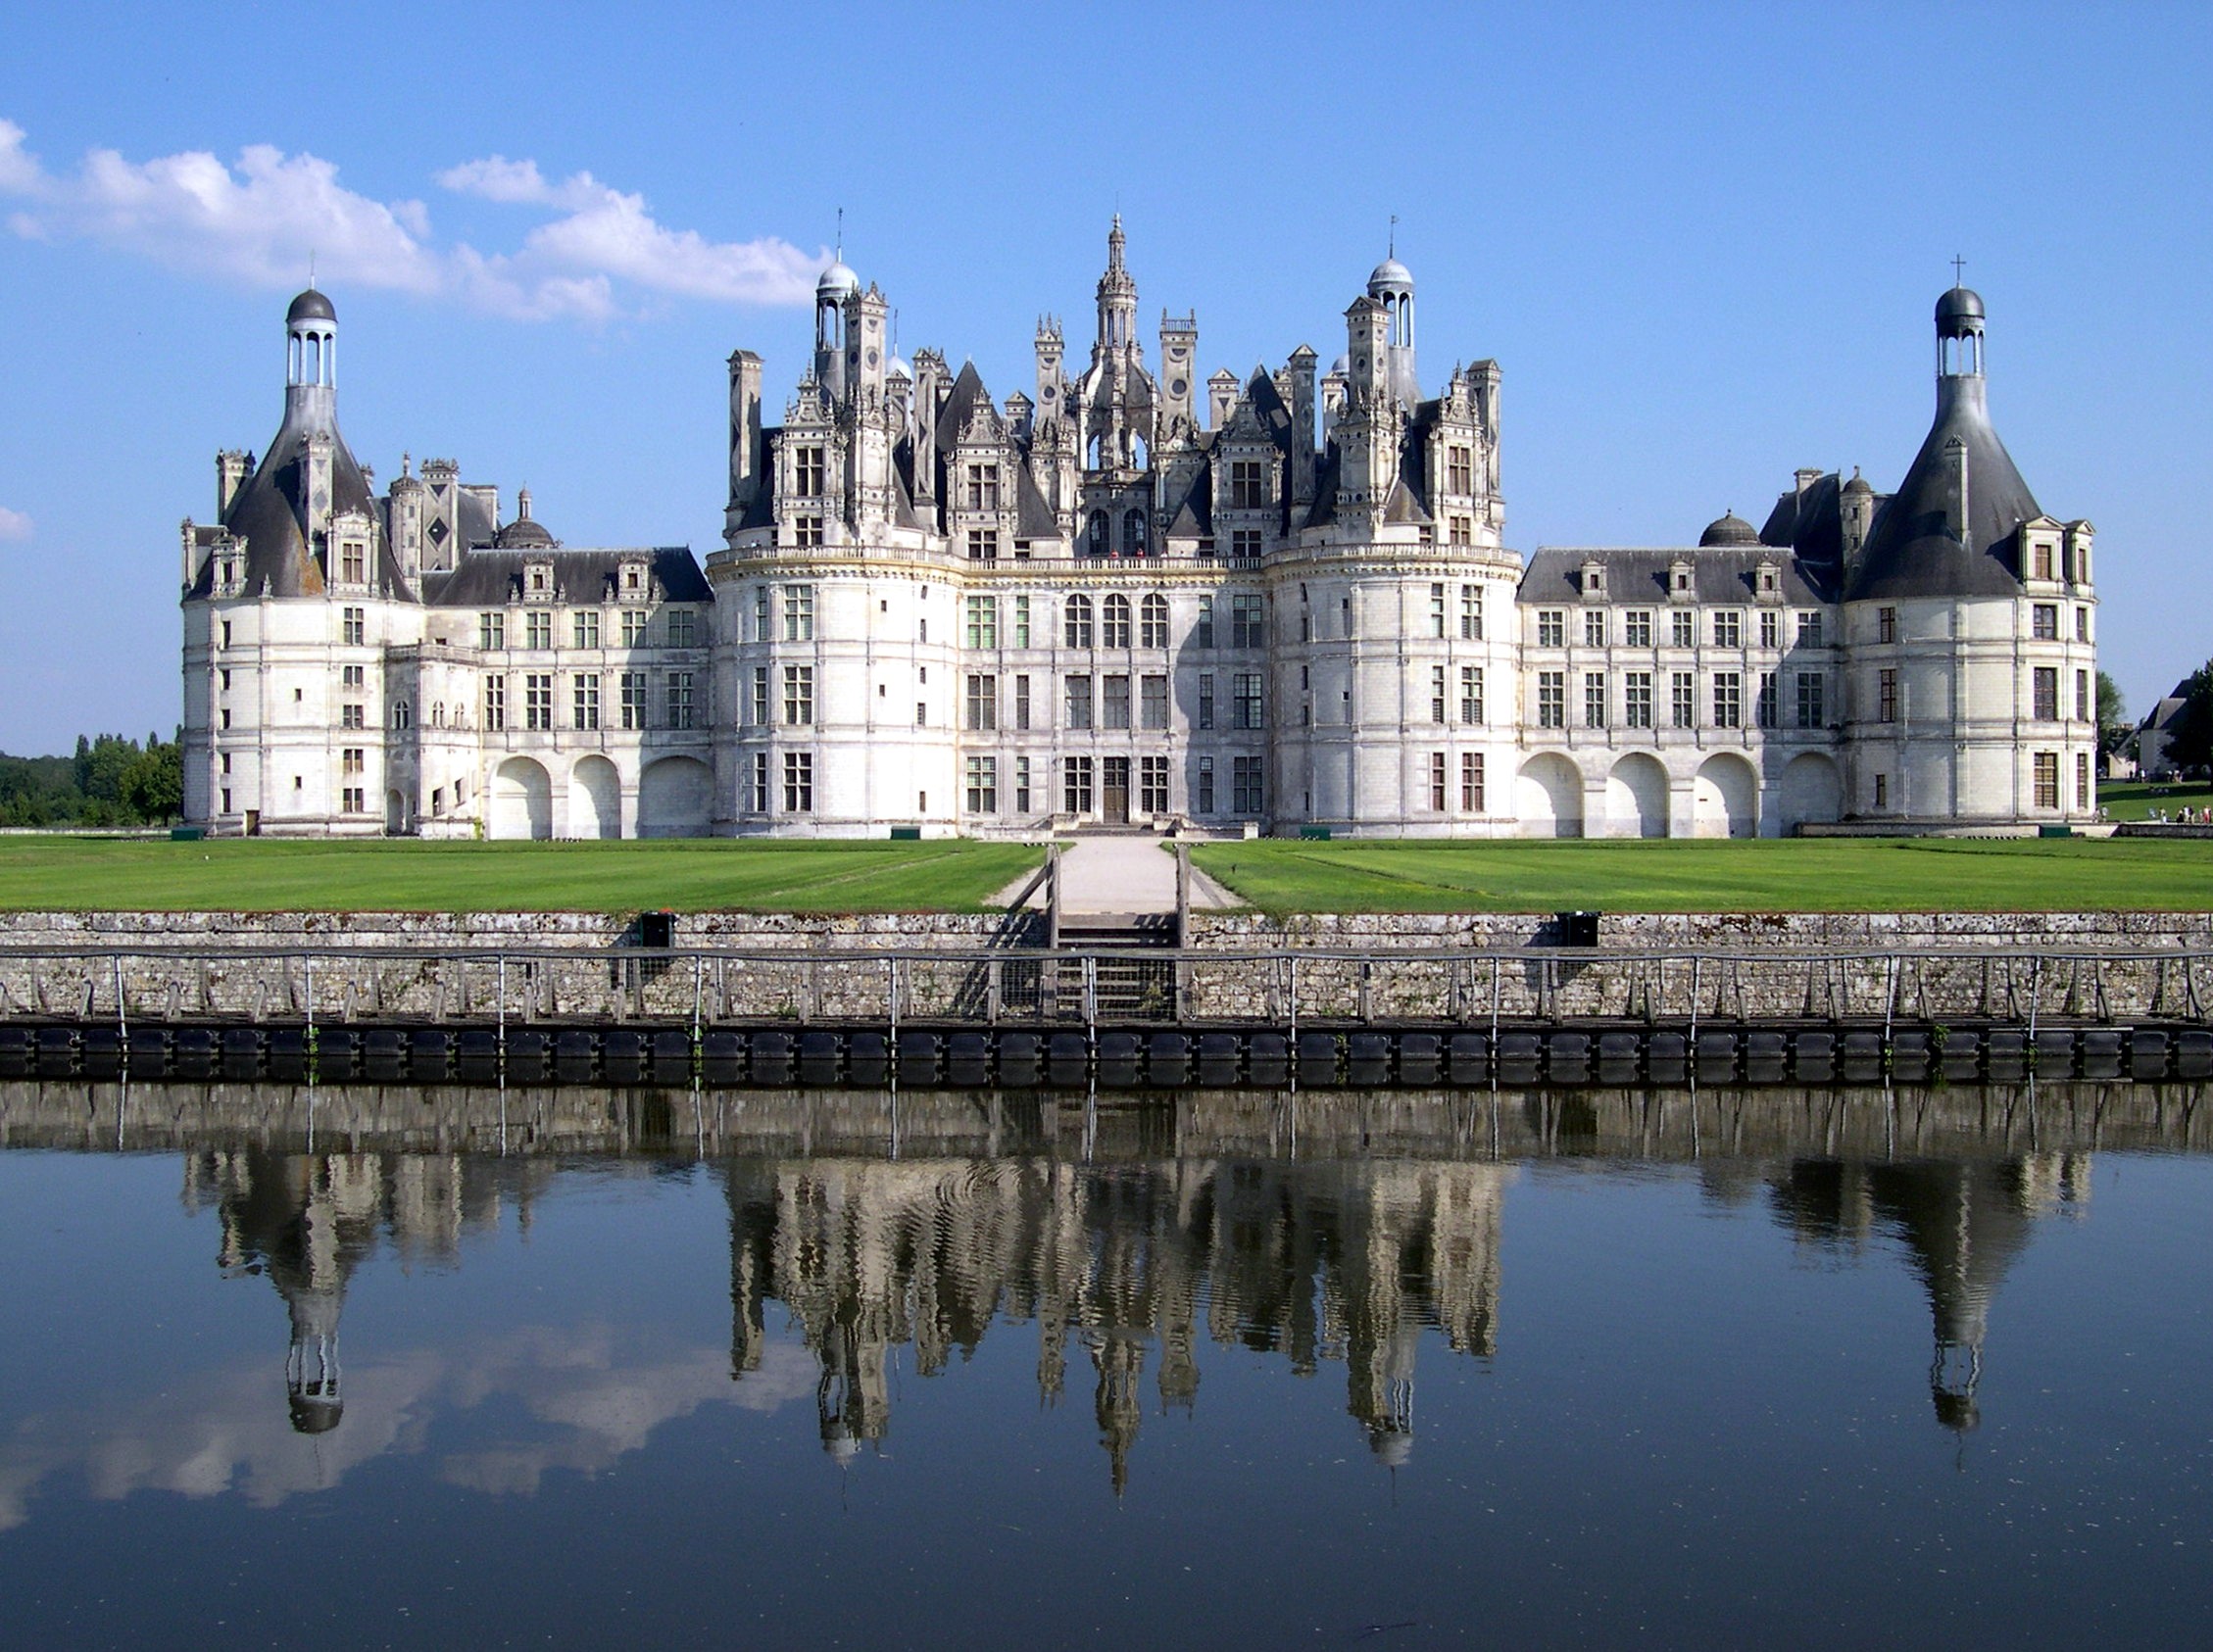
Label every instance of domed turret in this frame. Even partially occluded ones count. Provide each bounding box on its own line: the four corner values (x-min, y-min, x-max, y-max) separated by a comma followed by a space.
1936, 284, 1986, 338
286, 287, 336, 326
816, 261, 860, 301
1699, 510, 1762, 548
492, 486, 558, 550
1367, 256, 1413, 295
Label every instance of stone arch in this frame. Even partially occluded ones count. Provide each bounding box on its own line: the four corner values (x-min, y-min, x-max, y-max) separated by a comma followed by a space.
569, 754, 621, 840
1516, 753, 1585, 839
490, 757, 552, 841
384, 789, 408, 836
638, 755, 713, 839
1694, 753, 1759, 839
1605, 753, 1670, 838
1777, 752, 1844, 834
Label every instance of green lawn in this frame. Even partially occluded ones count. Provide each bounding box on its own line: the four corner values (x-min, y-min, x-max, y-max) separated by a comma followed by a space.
1191, 837, 2213, 914
2097, 781, 2213, 822
0, 838, 1042, 913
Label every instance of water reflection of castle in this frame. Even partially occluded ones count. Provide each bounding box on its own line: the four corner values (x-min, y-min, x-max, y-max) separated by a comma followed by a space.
185, 1142, 2089, 1481
184, 1148, 555, 1433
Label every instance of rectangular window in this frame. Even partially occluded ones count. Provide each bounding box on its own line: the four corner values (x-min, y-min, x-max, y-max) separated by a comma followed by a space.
1537, 671, 1565, 728
1460, 666, 1484, 725
573, 610, 600, 650
965, 755, 998, 814
619, 671, 647, 730
1584, 672, 1606, 728
1014, 674, 1032, 731
750, 666, 768, 727
2034, 666, 2058, 721
1450, 515, 1473, 547
2076, 751, 2091, 811
1013, 595, 1032, 648
572, 673, 600, 730
1063, 756, 1094, 815
1460, 584, 1484, 640
1140, 599, 1168, 650
343, 607, 365, 647
1460, 753, 1485, 812
1624, 609, 1651, 648
1103, 674, 1131, 729
1431, 583, 1448, 639
1430, 752, 1448, 811
1760, 610, 1780, 649
1538, 609, 1564, 648
1448, 446, 1474, 494
1197, 672, 1215, 730
525, 673, 553, 731
1141, 673, 1169, 730
784, 752, 813, 813
1140, 755, 1169, 815
1231, 460, 1264, 509
1432, 664, 1449, 725
966, 463, 1001, 510
1879, 667, 1898, 722
1065, 675, 1094, 730
1583, 609, 1606, 648
916, 701, 928, 727
1671, 609, 1696, 649
1014, 756, 1031, 813
341, 748, 364, 776
1196, 755, 1215, 814
667, 608, 697, 650
750, 752, 769, 813
1231, 528, 1263, 560
526, 610, 553, 650
1795, 671, 1825, 729
783, 585, 814, 642
2034, 541, 2054, 580
1796, 611, 1824, 647
753, 586, 769, 643
1713, 610, 1743, 648
621, 608, 648, 647
1671, 671, 1695, 727
1233, 755, 1264, 816
2075, 607, 2090, 643
783, 664, 813, 726
1624, 671, 1652, 728
483, 676, 506, 731
1874, 772, 1890, 809
341, 788, 364, 814
966, 528, 998, 562
667, 671, 696, 730
1878, 606, 1897, 644
1196, 595, 1214, 649
2032, 603, 2059, 640
2076, 669, 2090, 723
335, 705, 358, 730
1712, 672, 1742, 728
2034, 752, 2059, 810
1755, 671, 1778, 728
479, 612, 505, 650
1231, 594, 1264, 649
1234, 671, 1263, 730
966, 673, 997, 731
794, 447, 825, 496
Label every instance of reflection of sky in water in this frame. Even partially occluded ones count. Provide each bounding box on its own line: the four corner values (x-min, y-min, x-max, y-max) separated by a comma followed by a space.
0, 1126, 2208, 1650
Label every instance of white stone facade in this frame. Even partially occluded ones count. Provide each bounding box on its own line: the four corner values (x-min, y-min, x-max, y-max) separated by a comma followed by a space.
180, 235, 2098, 839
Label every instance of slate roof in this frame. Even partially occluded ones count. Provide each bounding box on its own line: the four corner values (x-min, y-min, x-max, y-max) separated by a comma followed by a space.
190, 406, 414, 601
419, 547, 711, 607
1519, 546, 1826, 607
1845, 376, 2039, 603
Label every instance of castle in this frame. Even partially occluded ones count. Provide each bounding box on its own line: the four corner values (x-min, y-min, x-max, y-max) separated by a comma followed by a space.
179, 224, 2100, 838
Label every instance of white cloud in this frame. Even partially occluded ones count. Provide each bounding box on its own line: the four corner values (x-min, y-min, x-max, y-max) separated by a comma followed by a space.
0, 507, 30, 542
0, 121, 819, 322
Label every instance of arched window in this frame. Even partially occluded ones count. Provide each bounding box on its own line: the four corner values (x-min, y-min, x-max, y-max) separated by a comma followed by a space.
1087, 510, 1109, 558
1063, 594, 1095, 649
1102, 594, 1132, 649
1124, 509, 1148, 557
1141, 594, 1169, 649
392, 700, 412, 731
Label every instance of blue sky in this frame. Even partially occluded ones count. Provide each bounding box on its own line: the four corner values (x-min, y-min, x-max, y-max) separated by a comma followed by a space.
1, 0, 2207, 754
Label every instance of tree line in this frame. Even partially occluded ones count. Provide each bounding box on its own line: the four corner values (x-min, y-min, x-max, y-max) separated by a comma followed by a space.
0, 734, 183, 827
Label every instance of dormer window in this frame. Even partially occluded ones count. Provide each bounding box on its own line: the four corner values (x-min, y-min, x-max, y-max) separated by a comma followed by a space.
1581, 561, 1606, 599
526, 561, 552, 599
1756, 563, 1780, 598
1670, 559, 1695, 598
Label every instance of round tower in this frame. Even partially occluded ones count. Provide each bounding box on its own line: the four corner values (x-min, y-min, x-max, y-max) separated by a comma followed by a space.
284, 287, 337, 431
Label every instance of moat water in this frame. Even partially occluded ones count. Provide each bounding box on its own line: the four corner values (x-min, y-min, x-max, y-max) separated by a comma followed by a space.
1, 1081, 2208, 1649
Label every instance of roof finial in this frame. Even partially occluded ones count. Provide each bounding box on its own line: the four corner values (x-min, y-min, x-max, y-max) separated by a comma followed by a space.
1389, 214, 1398, 258
835, 207, 843, 263
1951, 253, 1967, 289
309, 248, 317, 289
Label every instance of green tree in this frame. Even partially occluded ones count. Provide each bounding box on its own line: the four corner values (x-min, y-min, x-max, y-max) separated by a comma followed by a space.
2168, 663, 2213, 776
123, 741, 183, 823
2096, 671, 2131, 760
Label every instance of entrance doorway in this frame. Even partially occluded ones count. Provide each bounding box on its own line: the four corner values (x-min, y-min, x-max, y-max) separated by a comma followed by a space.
1102, 757, 1130, 824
